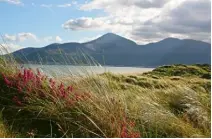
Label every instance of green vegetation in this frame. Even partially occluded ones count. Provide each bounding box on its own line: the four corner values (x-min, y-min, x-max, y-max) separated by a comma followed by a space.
143, 64, 210, 79
0, 57, 210, 138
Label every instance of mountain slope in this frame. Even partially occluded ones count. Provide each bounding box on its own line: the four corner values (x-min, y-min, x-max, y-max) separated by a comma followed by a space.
10, 33, 211, 66
83, 33, 137, 53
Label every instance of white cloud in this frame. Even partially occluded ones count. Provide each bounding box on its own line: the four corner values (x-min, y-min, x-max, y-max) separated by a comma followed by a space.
133, 0, 211, 43
62, 16, 136, 36
0, 43, 24, 54
63, 0, 211, 44
3, 33, 38, 42
57, 3, 72, 8
2, 33, 40, 53
0, 0, 23, 5
55, 36, 62, 42
3, 33, 63, 44
44, 36, 63, 43
62, 17, 106, 30
3, 34, 16, 41
17, 33, 38, 42
2, 33, 64, 52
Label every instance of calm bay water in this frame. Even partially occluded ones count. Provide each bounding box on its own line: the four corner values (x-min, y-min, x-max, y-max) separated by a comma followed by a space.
24, 64, 153, 77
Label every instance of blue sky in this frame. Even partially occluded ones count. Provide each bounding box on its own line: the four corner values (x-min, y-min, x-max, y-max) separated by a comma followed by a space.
0, 0, 108, 51
0, 0, 211, 52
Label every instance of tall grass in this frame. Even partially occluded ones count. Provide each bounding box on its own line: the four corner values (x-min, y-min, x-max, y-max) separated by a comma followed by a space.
0, 43, 210, 138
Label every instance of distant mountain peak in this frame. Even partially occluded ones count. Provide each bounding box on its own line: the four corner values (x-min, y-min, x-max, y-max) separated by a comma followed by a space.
101, 32, 120, 37
94, 32, 136, 44
97, 33, 124, 41
82, 32, 137, 51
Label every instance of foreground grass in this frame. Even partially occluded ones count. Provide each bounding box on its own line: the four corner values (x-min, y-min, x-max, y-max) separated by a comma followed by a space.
0, 112, 15, 137
0, 60, 210, 138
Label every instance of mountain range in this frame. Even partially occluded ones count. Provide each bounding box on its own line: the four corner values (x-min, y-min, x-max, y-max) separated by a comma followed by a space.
11, 33, 211, 67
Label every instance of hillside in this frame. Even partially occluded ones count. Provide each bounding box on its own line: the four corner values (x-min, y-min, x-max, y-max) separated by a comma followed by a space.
0, 61, 211, 137
10, 33, 211, 66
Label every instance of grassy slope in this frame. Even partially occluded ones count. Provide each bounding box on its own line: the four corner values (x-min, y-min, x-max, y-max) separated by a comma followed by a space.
99, 64, 211, 137
0, 62, 211, 138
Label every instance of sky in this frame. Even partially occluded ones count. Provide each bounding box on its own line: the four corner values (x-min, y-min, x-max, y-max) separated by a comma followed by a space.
0, 0, 211, 52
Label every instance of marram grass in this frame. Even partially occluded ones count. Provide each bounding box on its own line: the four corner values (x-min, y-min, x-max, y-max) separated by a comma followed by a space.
0, 56, 210, 138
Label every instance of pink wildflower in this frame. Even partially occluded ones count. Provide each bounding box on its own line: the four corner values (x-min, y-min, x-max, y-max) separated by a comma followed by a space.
2, 74, 11, 86
120, 123, 128, 138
